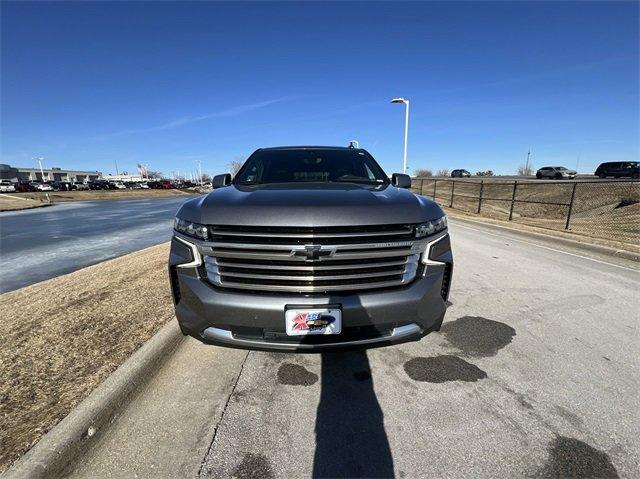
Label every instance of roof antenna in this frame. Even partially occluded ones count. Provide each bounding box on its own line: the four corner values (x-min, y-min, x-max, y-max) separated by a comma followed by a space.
348, 140, 359, 149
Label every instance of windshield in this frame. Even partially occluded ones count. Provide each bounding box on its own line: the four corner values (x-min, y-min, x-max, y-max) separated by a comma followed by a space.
555, 167, 568, 170
234, 149, 389, 185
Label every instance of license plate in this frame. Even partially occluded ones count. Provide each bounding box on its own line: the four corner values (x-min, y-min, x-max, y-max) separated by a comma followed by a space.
285, 308, 342, 336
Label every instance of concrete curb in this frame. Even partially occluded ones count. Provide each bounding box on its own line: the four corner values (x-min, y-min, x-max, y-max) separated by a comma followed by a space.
450, 215, 639, 262
3, 320, 185, 479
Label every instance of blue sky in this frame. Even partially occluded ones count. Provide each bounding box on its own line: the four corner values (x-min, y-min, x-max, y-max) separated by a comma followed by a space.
2, 1, 638, 177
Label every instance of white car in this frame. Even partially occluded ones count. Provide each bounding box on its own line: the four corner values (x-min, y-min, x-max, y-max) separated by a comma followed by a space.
31, 182, 54, 191
111, 181, 127, 189
139, 182, 150, 189
73, 181, 89, 190
0, 180, 16, 192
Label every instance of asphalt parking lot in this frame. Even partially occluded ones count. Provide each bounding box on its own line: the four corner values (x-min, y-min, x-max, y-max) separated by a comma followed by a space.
68, 219, 639, 479
0, 196, 193, 292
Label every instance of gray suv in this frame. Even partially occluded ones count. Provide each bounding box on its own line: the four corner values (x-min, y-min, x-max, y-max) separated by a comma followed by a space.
169, 146, 452, 351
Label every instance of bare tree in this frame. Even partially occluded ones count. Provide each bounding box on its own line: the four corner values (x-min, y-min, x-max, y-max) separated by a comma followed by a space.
227, 156, 245, 176
414, 168, 433, 178
436, 169, 450, 177
517, 163, 534, 176
146, 170, 163, 179
476, 170, 494, 177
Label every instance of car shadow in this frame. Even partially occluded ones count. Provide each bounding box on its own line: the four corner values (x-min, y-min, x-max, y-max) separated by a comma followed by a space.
312, 350, 394, 478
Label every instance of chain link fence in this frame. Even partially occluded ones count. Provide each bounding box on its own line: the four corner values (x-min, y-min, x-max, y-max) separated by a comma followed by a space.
411, 178, 640, 244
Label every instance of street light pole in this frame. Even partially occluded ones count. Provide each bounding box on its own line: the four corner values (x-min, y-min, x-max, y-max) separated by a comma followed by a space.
391, 98, 410, 174
195, 160, 203, 185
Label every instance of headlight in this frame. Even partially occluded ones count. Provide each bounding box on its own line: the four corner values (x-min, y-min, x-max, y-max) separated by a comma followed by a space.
415, 216, 447, 238
174, 218, 208, 240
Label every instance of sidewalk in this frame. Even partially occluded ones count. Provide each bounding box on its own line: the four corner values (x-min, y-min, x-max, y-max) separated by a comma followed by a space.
67, 339, 247, 478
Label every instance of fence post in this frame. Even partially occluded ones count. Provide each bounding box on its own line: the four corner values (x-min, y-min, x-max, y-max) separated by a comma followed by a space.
433, 179, 437, 200
508, 180, 518, 221
420, 179, 425, 195
477, 180, 484, 214
565, 182, 578, 230
450, 180, 456, 208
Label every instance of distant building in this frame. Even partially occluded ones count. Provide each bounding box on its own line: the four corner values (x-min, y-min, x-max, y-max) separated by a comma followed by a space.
0, 164, 102, 182
102, 173, 144, 182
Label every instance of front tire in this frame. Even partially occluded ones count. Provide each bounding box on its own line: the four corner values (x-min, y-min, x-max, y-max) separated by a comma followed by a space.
536, 173, 542, 179
599, 173, 606, 179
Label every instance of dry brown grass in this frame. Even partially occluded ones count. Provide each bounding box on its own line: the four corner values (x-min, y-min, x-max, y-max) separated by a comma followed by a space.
9, 188, 195, 206
0, 243, 174, 473
0, 194, 48, 212
412, 179, 640, 246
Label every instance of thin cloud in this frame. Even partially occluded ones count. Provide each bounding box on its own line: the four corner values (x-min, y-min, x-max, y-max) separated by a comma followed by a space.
96, 96, 293, 139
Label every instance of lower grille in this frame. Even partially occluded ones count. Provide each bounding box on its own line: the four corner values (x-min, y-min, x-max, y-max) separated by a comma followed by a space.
199, 224, 426, 294
169, 266, 181, 304
440, 263, 452, 300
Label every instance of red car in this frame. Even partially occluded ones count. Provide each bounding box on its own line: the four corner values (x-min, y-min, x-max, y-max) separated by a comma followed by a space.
158, 180, 175, 189
14, 181, 37, 192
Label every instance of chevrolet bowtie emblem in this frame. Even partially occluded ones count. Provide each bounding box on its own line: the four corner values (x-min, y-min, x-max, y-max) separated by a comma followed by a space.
291, 245, 335, 261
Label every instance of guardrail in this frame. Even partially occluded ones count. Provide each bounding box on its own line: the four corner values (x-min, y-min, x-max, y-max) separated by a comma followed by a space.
412, 178, 640, 243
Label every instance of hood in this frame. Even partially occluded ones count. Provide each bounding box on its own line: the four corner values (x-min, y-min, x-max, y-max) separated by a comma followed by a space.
178, 183, 444, 227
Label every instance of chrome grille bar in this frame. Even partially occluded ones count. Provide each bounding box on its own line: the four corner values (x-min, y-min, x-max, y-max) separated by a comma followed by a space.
197, 225, 425, 293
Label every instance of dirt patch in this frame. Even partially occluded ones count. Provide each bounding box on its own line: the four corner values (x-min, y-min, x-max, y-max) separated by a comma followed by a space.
277, 363, 318, 386
403, 355, 487, 383
440, 316, 516, 357
537, 436, 619, 478
0, 243, 174, 473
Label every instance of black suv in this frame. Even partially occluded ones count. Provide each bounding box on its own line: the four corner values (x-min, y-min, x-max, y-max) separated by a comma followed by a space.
169, 146, 453, 352
451, 169, 471, 178
594, 162, 639, 179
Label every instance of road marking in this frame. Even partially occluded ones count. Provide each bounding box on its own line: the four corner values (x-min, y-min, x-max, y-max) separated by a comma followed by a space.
451, 222, 639, 273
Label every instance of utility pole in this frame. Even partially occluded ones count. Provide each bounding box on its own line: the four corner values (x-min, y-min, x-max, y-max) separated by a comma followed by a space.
115, 159, 119, 175
525, 149, 532, 175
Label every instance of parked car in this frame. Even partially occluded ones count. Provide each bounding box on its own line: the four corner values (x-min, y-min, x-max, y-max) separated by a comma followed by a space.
0, 180, 16, 192
51, 181, 72, 191
139, 182, 150, 189
536, 166, 577, 180
30, 181, 54, 191
72, 181, 90, 190
15, 181, 37, 192
594, 161, 639, 179
89, 180, 115, 190
170, 146, 452, 352
146, 181, 160, 189
158, 180, 175, 189
110, 181, 127, 189
451, 169, 471, 178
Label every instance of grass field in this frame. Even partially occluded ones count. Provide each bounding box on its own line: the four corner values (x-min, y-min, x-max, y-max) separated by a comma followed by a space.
0, 243, 173, 473
412, 178, 640, 246
0, 188, 199, 212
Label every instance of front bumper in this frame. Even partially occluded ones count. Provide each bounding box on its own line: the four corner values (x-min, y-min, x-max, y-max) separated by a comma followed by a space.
169, 233, 453, 352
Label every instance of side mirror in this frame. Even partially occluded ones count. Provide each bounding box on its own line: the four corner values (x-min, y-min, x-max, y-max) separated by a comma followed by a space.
391, 173, 412, 189
212, 173, 232, 189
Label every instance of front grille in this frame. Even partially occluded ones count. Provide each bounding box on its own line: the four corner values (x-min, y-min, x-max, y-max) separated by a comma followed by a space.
200, 224, 425, 293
